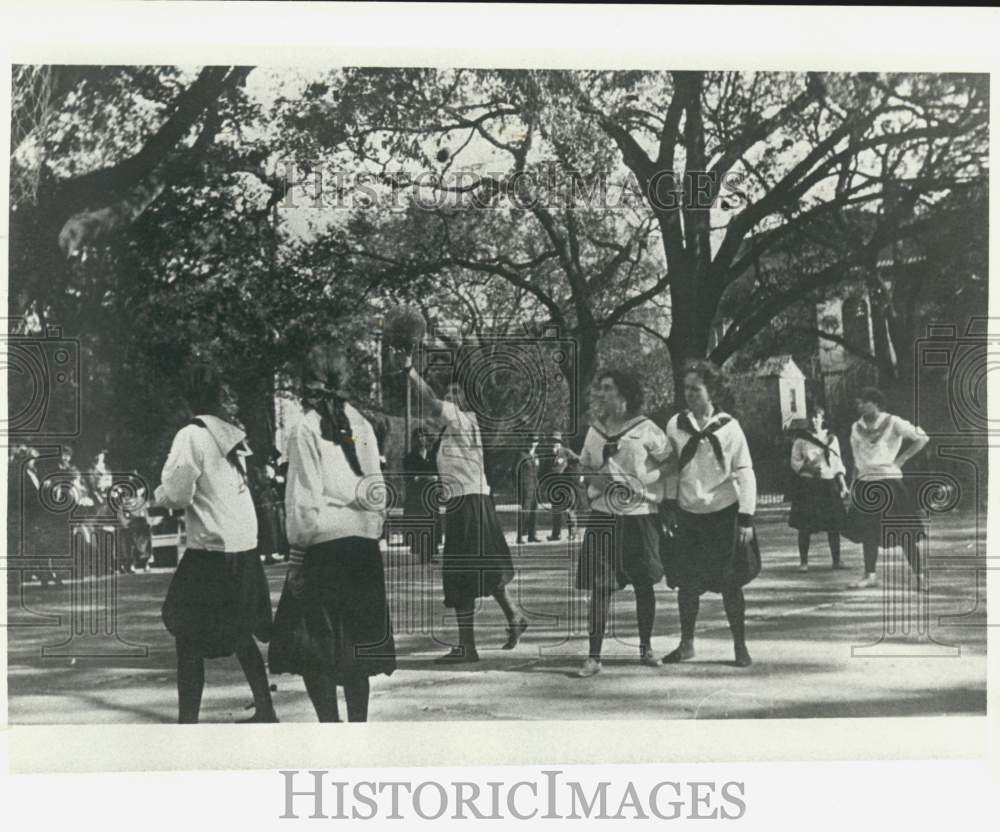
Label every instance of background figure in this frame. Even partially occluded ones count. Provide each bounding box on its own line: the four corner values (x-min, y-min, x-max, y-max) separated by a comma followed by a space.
116, 475, 153, 574
514, 434, 541, 545
87, 449, 113, 507
842, 387, 930, 591
249, 460, 284, 565
265, 450, 290, 561
545, 432, 575, 541
402, 428, 441, 563
788, 407, 849, 571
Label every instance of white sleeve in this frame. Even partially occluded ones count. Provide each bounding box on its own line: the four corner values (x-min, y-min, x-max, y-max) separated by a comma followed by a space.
644, 422, 672, 463
830, 437, 847, 477
790, 439, 806, 474
579, 429, 599, 471
439, 401, 462, 427
894, 416, 927, 442
154, 427, 202, 510
284, 423, 324, 550
731, 423, 757, 516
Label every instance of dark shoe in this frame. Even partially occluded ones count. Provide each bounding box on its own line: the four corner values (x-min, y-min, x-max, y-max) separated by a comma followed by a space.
527, 537, 540, 543
434, 647, 479, 664
237, 709, 279, 724
502, 619, 528, 650
639, 647, 660, 668
661, 640, 695, 664
515, 538, 524, 545
734, 644, 753, 668
547, 534, 560, 541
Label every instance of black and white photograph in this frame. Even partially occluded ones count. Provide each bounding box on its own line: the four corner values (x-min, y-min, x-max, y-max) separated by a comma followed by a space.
0, 5, 997, 822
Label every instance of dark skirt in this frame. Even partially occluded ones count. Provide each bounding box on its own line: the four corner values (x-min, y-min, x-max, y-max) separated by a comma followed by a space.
575, 511, 664, 592
843, 478, 927, 546
441, 493, 514, 609
268, 537, 396, 681
670, 503, 761, 594
161, 549, 273, 659
788, 477, 846, 533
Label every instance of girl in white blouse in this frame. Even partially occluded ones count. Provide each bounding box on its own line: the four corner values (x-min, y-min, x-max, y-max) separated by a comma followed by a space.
843, 387, 930, 590
660, 360, 757, 669
574, 368, 672, 678
157, 363, 276, 724
272, 344, 396, 722
788, 407, 849, 571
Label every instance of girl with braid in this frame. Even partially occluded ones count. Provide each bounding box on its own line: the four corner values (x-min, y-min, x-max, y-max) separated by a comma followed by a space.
661, 360, 758, 668
275, 343, 396, 722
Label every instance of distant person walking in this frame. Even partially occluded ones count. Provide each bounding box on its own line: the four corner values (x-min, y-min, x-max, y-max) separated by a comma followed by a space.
514, 434, 541, 545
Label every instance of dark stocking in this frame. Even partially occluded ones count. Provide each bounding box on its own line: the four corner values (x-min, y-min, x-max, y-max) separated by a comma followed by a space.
303, 670, 341, 723
863, 543, 879, 575
634, 584, 656, 650
828, 532, 841, 566
797, 530, 811, 566
343, 676, 371, 723
176, 644, 205, 724
721, 587, 747, 647
587, 587, 614, 660
235, 637, 275, 717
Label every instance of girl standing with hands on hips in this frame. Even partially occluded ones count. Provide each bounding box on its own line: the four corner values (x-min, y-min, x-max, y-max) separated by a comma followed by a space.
843, 387, 930, 591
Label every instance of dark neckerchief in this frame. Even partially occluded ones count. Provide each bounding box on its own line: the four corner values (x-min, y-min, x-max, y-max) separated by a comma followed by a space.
592, 416, 650, 465
677, 411, 733, 470
795, 429, 839, 465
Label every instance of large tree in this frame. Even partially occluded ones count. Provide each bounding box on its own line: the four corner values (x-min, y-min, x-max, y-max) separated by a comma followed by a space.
292, 69, 987, 393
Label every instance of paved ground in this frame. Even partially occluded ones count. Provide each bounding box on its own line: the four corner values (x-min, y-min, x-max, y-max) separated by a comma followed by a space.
5, 511, 987, 723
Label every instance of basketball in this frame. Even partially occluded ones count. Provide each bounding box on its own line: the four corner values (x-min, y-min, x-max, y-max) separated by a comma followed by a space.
383, 304, 427, 351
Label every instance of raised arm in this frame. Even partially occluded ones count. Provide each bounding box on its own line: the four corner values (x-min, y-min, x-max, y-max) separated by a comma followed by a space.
407, 367, 444, 420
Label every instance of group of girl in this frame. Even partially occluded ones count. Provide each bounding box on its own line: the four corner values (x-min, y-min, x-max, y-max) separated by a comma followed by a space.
786, 387, 929, 590
154, 340, 930, 723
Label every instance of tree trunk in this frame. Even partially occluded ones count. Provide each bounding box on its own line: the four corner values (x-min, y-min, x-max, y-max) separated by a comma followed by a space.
562, 324, 600, 452
233, 369, 276, 458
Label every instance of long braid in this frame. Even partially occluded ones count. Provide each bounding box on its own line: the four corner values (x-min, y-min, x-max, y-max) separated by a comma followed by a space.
315, 393, 364, 477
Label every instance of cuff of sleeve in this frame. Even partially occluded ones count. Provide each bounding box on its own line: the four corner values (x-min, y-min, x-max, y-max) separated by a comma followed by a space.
289, 549, 306, 566
737, 513, 753, 528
